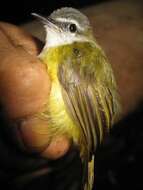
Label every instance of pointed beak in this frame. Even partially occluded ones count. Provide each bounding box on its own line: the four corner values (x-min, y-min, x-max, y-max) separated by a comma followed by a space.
31, 13, 59, 31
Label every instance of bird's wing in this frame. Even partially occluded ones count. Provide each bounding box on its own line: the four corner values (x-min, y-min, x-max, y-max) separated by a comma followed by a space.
58, 58, 120, 156
61, 79, 117, 153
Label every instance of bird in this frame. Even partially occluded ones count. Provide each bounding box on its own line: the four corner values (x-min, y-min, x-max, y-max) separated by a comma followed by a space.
32, 7, 121, 190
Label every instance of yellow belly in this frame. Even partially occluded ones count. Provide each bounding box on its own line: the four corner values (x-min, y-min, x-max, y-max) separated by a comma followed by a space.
47, 80, 80, 143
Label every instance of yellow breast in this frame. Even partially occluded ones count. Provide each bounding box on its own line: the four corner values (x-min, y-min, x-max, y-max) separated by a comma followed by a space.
45, 79, 80, 143
39, 46, 81, 142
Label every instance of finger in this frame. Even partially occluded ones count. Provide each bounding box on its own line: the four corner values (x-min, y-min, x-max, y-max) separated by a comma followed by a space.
0, 22, 43, 56
0, 49, 51, 119
0, 23, 51, 119
14, 117, 71, 159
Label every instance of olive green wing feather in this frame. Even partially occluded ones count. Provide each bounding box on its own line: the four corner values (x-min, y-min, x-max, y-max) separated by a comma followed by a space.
58, 53, 120, 155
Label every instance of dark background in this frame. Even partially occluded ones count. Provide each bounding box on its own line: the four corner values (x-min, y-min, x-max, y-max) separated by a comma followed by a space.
0, 0, 143, 190
0, 0, 105, 24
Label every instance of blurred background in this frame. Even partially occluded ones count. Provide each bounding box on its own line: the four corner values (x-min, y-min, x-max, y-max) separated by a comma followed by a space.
0, 0, 143, 190
0, 0, 105, 24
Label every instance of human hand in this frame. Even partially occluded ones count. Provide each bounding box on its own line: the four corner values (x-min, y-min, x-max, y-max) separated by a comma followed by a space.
0, 22, 70, 160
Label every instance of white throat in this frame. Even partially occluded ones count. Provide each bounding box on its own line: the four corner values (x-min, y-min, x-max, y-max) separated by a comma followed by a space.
44, 27, 90, 49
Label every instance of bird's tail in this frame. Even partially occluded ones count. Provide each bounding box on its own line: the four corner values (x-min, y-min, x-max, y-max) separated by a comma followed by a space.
84, 155, 95, 190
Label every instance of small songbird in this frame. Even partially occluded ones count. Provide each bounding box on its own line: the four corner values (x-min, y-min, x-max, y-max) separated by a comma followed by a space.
32, 7, 121, 190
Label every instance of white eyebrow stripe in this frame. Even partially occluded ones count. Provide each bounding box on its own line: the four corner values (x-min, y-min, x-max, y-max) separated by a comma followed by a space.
55, 17, 84, 31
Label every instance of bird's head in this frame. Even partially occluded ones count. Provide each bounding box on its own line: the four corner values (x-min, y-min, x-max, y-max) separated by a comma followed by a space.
32, 7, 94, 48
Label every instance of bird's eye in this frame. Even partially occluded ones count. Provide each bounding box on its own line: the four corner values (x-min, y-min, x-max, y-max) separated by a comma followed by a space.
69, 23, 77, 33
